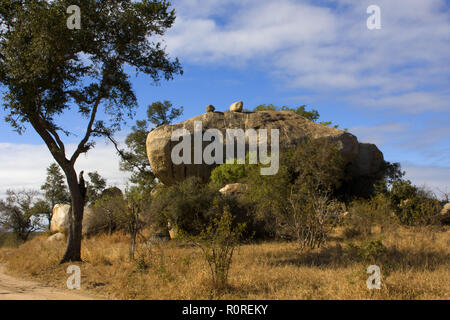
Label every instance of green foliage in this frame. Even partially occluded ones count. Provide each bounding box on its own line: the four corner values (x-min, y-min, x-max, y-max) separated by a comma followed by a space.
253, 104, 319, 121
41, 163, 70, 207
147, 101, 184, 128
150, 177, 219, 234
244, 139, 347, 243
253, 104, 342, 128
92, 191, 127, 235
40, 163, 70, 227
179, 210, 246, 293
286, 138, 345, 194
0, 190, 44, 241
345, 194, 395, 239
86, 171, 107, 204
209, 160, 248, 187
0, 0, 182, 261
346, 239, 387, 263
390, 180, 441, 226
119, 101, 183, 192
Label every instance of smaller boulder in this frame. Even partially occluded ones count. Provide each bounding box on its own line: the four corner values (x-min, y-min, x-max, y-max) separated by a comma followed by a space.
50, 204, 71, 234
230, 101, 243, 112
167, 222, 178, 240
206, 105, 215, 113
441, 203, 450, 215
47, 232, 65, 242
219, 183, 248, 196
440, 203, 450, 225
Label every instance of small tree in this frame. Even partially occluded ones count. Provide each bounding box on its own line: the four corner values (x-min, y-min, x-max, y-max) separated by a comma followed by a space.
146, 101, 184, 128
92, 190, 125, 236
86, 171, 107, 204
117, 101, 183, 192
41, 163, 70, 228
180, 209, 246, 294
0, 190, 44, 242
123, 186, 150, 259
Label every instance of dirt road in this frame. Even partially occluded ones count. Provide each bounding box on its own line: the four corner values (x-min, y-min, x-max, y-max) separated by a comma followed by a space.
0, 264, 97, 300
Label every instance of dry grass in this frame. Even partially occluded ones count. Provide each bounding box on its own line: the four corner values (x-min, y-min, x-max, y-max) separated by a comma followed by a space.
0, 225, 449, 300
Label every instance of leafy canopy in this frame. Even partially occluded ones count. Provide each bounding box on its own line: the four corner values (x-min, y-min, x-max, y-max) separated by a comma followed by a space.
0, 0, 182, 167
253, 104, 341, 128
41, 163, 70, 208
118, 101, 183, 191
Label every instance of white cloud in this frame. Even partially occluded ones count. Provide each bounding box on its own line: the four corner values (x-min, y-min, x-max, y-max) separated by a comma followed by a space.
402, 164, 450, 199
167, 0, 450, 114
0, 141, 130, 199
350, 122, 408, 146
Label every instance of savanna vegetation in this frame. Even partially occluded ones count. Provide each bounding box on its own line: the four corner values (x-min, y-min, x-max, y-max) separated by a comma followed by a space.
1, 119, 448, 299
0, 0, 448, 301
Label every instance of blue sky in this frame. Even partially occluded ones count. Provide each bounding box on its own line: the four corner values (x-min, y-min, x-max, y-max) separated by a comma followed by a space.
0, 0, 449, 198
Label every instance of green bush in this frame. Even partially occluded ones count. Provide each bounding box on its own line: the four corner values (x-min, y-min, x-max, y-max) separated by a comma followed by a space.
390, 180, 441, 226
178, 209, 246, 294
209, 160, 248, 187
150, 177, 252, 237
345, 194, 396, 238
346, 239, 387, 263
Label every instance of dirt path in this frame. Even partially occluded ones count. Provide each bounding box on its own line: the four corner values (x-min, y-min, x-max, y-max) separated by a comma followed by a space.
0, 264, 98, 300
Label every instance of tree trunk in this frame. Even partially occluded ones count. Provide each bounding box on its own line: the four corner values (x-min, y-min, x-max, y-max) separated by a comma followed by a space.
129, 228, 137, 260
60, 168, 85, 264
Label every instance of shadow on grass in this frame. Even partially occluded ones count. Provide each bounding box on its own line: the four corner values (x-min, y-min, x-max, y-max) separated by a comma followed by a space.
264, 244, 449, 272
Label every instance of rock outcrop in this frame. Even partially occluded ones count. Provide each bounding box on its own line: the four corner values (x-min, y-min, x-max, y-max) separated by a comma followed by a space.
50, 204, 110, 236
146, 110, 384, 186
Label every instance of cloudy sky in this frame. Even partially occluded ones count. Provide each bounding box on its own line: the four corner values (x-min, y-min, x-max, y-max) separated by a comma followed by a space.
0, 0, 449, 198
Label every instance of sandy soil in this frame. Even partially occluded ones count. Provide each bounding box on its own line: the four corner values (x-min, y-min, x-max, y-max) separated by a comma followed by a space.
0, 264, 98, 300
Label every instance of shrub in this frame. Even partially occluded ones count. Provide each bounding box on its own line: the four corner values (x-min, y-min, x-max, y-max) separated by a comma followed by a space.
149, 177, 218, 235
279, 139, 346, 248
346, 239, 387, 263
390, 181, 441, 226
150, 177, 254, 238
243, 138, 347, 243
179, 209, 246, 293
287, 192, 344, 250
210, 161, 248, 187
345, 194, 396, 238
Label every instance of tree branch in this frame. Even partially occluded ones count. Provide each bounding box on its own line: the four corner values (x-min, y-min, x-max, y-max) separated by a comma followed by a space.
70, 95, 102, 164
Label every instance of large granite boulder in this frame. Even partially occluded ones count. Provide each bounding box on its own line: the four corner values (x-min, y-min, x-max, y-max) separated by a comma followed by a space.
146, 110, 384, 185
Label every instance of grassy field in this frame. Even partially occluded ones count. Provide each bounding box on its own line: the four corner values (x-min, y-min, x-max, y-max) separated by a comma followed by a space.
0, 225, 448, 300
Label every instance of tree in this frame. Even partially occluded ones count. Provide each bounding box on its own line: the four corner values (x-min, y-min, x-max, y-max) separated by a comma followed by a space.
41, 163, 70, 228
86, 171, 107, 204
253, 104, 341, 128
92, 190, 125, 236
118, 101, 183, 191
0, 190, 44, 242
147, 100, 184, 128
0, 1, 182, 263
254, 104, 319, 121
